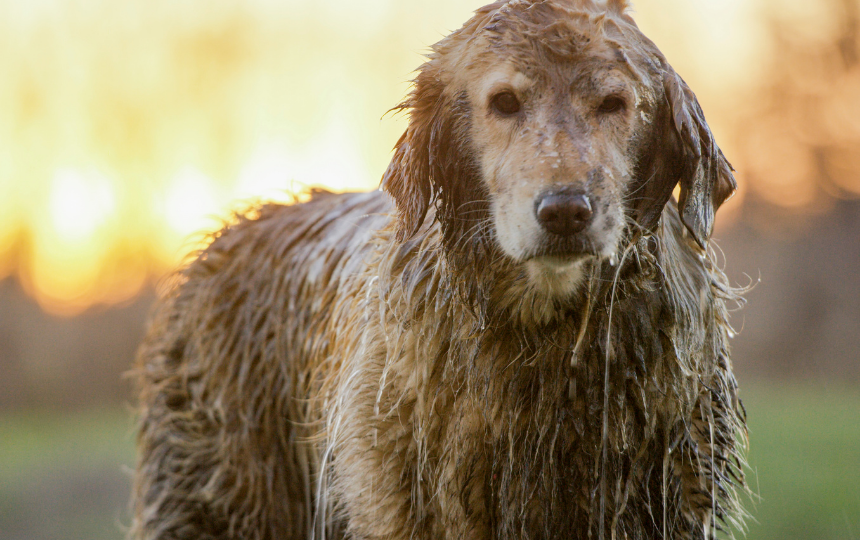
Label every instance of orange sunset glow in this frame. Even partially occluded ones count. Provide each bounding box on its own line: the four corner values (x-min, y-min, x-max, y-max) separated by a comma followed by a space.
1, 0, 857, 315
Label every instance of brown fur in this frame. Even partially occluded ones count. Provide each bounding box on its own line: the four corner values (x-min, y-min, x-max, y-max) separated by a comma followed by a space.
130, 2, 747, 539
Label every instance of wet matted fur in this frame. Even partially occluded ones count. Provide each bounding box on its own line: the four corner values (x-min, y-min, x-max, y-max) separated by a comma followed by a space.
130, 1, 748, 539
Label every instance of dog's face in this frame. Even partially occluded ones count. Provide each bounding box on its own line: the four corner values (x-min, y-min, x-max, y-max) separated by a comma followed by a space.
464, 28, 650, 293
383, 0, 736, 300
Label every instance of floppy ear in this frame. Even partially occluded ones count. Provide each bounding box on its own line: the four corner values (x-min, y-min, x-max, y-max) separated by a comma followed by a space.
663, 69, 737, 248
382, 2, 503, 243
381, 64, 446, 242
382, 62, 480, 244
631, 67, 736, 249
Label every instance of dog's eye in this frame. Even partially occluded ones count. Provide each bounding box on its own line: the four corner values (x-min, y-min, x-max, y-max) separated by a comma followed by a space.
490, 92, 521, 116
598, 95, 626, 114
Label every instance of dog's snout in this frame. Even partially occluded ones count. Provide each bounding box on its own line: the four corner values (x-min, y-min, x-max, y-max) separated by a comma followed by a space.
535, 190, 593, 236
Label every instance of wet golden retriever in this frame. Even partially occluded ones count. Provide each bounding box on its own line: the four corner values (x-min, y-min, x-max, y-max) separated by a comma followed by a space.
131, 1, 747, 539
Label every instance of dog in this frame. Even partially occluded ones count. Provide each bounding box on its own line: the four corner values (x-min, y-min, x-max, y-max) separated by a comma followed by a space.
130, 1, 748, 539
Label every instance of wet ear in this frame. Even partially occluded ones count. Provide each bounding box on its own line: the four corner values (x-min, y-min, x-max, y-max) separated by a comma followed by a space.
662, 69, 737, 248
381, 65, 447, 242
382, 128, 432, 242
631, 68, 736, 249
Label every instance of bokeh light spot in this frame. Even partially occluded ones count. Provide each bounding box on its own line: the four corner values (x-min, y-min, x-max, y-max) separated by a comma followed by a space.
49, 168, 116, 242
163, 167, 222, 238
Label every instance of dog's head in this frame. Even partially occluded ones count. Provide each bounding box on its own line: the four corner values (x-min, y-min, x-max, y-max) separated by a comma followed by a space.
383, 0, 735, 296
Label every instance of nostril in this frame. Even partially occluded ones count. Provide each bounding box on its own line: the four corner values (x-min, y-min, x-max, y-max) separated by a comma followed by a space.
569, 196, 593, 222
535, 192, 594, 236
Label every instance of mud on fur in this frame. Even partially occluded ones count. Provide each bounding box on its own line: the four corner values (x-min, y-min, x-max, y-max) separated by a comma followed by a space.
130, 1, 749, 539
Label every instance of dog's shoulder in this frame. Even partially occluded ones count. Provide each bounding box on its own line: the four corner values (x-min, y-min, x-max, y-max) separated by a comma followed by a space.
145, 190, 396, 360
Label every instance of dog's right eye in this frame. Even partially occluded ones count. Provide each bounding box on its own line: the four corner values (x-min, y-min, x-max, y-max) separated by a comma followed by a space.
490, 92, 521, 116
597, 95, 626, 114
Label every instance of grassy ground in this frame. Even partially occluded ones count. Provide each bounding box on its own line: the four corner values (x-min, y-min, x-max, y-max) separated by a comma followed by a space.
0, 384, 858, 540
739, 384, 860, 540
0, 408, 137, 540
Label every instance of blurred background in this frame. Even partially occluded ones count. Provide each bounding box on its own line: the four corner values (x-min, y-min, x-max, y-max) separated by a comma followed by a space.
0, 0, 858, 538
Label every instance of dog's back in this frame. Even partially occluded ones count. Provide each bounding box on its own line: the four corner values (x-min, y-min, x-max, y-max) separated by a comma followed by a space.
131, 191, 390, 540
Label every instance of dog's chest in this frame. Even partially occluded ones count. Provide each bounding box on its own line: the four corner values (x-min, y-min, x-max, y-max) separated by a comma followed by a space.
397, 321, 677, 539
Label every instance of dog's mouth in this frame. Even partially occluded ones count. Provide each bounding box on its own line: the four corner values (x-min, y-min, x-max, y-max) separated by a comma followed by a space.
524, 234, 600, 263
522, 245, 596, 297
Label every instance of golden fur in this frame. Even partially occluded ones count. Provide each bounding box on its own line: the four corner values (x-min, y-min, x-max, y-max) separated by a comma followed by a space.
130, 1, 747, 539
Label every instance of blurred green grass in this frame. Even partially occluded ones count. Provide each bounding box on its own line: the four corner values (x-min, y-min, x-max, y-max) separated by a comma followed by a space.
0, 384, 858, 540
740, 385, 860, 540
0, 408, 136, 540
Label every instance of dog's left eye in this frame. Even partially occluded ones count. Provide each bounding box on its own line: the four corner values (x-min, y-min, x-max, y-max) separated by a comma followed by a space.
490, 92, 521, 116
598, 95, 626, 114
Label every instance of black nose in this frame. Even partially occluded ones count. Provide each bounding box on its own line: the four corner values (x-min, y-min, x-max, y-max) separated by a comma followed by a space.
535, 190, 594, 236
